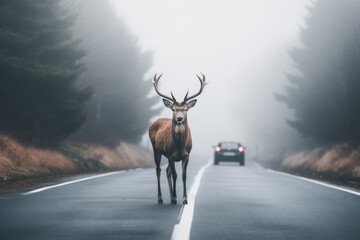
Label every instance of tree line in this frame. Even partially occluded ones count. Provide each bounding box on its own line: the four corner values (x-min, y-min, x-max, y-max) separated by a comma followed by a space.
0, 0, 160, 147
275, 0, 360, 146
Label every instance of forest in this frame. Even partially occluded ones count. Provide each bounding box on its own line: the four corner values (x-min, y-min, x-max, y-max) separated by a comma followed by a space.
274, 0, 360, 179
0, 0, 159, 181
0, 0, 359, 182
0, 0, 159, 148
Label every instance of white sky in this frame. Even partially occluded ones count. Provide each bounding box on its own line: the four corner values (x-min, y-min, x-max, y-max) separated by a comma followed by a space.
111, 0, 312, 156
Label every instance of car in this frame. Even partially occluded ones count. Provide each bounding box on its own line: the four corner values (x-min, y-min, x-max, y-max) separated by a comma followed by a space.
214, 141, 245, 166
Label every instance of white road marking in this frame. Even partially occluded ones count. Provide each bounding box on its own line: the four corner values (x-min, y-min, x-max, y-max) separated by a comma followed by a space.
177, 204, 185, 221
267, 169, 360, 197
22, 171, 122, 195
170, 158, 212, 240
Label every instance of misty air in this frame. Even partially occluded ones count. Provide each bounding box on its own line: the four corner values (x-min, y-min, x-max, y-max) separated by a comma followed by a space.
0, 0, 360, 240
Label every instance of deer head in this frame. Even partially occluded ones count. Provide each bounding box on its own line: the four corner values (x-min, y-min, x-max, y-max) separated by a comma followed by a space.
152, 73, 208, 125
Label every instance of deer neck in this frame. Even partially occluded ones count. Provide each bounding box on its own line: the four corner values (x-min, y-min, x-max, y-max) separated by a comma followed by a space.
172, 120, 188, 147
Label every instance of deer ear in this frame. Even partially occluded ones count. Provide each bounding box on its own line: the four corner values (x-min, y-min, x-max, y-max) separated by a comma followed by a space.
186, 99, 197, 109
162, 99, 173, 108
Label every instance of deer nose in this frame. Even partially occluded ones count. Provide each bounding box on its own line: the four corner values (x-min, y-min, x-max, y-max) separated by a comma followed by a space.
177, 117, 183, 122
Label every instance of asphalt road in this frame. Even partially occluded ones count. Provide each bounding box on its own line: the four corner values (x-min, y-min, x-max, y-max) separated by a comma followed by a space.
1, 156, 360, 240
191, 161, 360, 240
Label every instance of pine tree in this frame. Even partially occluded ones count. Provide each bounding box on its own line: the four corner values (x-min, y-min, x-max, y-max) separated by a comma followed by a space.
63, 0, 161, 147
0, 0, 91, 146
275, 0, 360, 145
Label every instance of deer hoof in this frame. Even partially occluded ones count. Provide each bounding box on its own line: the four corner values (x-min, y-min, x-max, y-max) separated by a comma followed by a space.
171, 199, 177, 204
158, 199, 163, 205
182, 200, 188, 205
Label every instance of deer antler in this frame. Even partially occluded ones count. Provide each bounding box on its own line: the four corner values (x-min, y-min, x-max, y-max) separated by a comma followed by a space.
153, 73, 177, 102
183, 73, 208, 102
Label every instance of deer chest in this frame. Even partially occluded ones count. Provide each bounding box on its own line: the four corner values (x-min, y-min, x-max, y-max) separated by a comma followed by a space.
174, 124, 185, 134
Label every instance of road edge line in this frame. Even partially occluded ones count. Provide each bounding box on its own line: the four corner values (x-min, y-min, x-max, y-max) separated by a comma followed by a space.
170, 158, 212, 240
267, 169, 360, 197
22, 171, 123, 196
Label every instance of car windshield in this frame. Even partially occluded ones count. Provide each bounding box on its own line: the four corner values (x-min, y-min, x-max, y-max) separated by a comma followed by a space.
220, 142, 238, 149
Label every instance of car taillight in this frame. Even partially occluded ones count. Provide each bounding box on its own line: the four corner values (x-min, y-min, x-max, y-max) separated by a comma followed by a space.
215, 146, 221, 152
238, 146, 244, 152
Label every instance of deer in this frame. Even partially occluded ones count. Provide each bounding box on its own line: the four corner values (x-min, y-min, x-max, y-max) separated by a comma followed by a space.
148, 73, 207, 205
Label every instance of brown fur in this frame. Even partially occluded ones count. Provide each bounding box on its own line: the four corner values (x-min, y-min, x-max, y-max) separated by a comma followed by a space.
149, 72, 206, 205
149, 116, 192, 205
149, 118, 192, 161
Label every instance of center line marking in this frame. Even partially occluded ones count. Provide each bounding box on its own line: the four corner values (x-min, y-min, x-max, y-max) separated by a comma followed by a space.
22, 171, 122, 195
170, 158, 212, 240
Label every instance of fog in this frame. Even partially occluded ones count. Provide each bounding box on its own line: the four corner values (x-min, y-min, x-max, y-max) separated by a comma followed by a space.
111, 0, 312, 156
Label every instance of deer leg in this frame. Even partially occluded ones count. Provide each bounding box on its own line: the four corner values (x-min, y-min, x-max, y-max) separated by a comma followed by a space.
154, 152, 163, 204
182, 156, 189, 204
166, 164, 173, 200
169, 160, 177, 204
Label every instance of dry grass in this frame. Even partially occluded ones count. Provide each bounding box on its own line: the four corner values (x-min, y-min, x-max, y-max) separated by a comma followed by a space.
0, 135, 75, 180
282, 143, 360, 179
80, 142, 154, 170
0, 135, 154, 182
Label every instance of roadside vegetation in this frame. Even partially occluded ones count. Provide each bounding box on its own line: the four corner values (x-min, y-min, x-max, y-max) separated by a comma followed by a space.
0, 134, 153, 181
0, 0, 159, 185
270, 0, 360, 184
